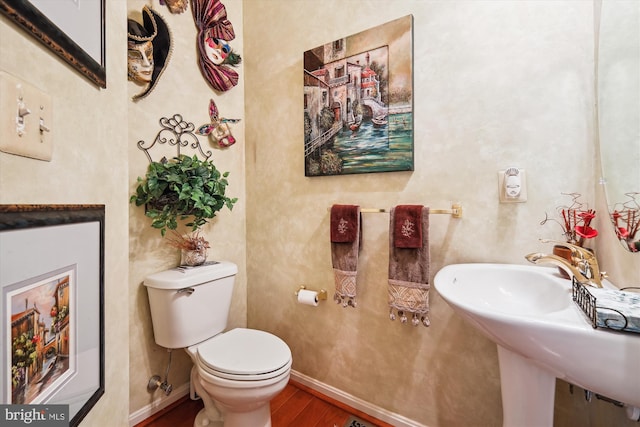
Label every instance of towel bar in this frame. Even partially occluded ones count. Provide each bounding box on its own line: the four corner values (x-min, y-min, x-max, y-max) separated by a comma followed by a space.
328, 203, 462, 218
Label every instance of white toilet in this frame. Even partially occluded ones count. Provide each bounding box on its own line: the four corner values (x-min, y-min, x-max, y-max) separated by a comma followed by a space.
143, 261, 292, 427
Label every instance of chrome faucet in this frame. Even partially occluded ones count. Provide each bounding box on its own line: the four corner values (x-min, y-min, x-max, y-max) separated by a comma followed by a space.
525, 240, 604, 288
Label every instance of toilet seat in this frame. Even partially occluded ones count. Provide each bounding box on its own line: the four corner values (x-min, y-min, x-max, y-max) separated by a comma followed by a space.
194, 328, 291, 381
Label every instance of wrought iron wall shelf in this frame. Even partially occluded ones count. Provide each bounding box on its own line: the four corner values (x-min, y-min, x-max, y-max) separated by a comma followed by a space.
137, 114, 211, 163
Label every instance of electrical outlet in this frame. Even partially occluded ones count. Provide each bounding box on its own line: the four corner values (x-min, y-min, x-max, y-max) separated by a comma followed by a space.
498, 168, 527, 203
0, 71, 53, 161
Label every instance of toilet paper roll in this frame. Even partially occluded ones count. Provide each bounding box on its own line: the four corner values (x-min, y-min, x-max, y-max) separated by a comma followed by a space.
297, 289, 319, 306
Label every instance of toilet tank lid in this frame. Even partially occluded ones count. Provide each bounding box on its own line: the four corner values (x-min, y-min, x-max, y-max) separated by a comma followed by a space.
143, 261, 238, 290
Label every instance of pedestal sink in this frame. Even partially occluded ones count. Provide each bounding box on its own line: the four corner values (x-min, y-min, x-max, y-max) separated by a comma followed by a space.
434, 263, 640, 427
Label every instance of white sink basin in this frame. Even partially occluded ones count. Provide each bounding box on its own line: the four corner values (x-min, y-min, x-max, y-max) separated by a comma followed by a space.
434, 263, 640, 426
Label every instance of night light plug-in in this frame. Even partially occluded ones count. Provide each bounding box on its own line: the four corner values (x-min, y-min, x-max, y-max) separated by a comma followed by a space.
498, 167, 527, 203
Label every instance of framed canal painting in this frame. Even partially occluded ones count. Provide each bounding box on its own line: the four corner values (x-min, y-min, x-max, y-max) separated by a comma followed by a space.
0, 205, 105, 426
303, 15, 414, 176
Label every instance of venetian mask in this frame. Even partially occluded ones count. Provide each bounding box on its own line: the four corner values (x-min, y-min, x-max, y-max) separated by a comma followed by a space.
127, 40, 154, 83
203, 30, 231, 66
192, 0, 241, 92
127, 6, 172, 100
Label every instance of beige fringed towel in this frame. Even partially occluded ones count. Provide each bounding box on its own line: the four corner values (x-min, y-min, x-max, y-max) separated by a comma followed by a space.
388, 205, 430, 326
330, 204, 361, 308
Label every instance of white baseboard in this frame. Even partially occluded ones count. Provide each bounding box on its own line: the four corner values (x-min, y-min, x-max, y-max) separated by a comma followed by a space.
290, 370, 429, 427
128, 383, 191, 427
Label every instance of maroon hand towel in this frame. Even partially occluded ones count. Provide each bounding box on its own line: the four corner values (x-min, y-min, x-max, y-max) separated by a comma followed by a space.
331, 204, 359, 242
388, 206, 431, 326
330, 205, 361, 308
394, 205, 423, 248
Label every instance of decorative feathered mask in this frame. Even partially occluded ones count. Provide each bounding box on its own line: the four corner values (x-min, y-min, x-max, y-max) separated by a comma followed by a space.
191, 0, 242, 92
197, 99, 240, 147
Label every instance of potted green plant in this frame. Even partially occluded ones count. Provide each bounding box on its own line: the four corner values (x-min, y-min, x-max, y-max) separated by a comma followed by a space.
130, 155, 237, 264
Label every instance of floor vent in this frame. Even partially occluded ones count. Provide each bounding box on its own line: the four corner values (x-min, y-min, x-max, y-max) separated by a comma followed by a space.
343, 415, 376, 427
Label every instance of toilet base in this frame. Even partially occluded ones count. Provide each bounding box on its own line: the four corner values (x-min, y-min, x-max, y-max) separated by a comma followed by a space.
193, 406, 271, 427
191, 364, 276, 427
194, 408, 223, 427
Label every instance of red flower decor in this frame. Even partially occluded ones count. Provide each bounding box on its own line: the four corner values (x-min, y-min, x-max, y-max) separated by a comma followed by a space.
611, 211, 630, 239
611, 197, 640, 251
575, 210, 598, 240
541, 193, 598, 247
575, 225, 598, 239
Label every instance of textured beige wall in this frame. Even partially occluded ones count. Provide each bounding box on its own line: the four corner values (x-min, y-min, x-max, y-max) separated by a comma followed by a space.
127, 0, 247, 417
244, 1, 638, 426
0, 2, 130, 426
2, 1, 637, 426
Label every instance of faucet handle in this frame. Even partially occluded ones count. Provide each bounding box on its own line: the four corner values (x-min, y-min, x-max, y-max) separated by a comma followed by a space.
539, 239, 602, 287
540, 239, 593, 259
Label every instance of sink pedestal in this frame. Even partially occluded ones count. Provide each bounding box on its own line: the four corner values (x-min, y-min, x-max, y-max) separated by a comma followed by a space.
497, 346, 556, 427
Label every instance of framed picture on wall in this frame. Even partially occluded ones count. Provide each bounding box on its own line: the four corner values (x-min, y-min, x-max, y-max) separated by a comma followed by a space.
0, 205, 105, 426
5, 266, 77, 405
0, 0, 106, 88
303, 15, 414, 176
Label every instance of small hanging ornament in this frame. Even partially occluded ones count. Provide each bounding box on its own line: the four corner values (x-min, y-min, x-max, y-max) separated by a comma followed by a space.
159, 0, 188, 14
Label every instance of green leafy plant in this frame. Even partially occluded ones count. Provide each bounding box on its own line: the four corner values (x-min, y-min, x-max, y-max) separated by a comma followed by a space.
130, 155, 237, 236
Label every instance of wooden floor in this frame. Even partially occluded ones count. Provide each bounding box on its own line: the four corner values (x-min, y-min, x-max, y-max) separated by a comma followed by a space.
135, 380, 394, 427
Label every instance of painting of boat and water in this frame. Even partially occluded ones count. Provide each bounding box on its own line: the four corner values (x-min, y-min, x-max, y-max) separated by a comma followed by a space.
303, 15, 414, 177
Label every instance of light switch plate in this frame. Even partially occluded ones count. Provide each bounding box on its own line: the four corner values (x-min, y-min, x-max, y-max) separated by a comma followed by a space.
498, 168, 527, 203
0, 71, 53, 161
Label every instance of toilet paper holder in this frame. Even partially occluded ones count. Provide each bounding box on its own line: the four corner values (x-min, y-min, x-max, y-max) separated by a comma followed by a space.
295, 285, 328, 300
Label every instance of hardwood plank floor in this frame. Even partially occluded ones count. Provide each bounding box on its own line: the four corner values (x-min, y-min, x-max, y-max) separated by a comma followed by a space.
135, 380, 394, 427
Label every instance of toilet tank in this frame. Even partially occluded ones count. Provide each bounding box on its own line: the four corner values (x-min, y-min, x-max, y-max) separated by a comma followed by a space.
143, 261, 238, 349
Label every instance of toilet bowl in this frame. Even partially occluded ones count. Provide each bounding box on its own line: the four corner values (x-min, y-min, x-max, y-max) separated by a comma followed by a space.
187, 328, 292, 427
143, 262, 293, 427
